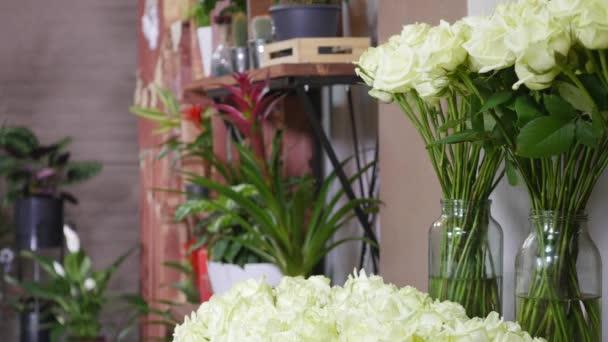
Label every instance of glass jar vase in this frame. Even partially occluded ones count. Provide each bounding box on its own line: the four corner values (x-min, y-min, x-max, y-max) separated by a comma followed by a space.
428, 200, 503, 318
515, 211, 601, 342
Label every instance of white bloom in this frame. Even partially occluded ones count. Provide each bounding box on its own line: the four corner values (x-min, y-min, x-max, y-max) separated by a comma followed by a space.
399, 23, 431, 47
84, 277, 96, 291
355, 47, 379, 86
172, 272, 545, 342
573, 0, 608, 49
53, 261, 65, 278
463, 15, 517, 73
63, 225, 80, 253
417, 20, 468, 74
373, 43, 420, 94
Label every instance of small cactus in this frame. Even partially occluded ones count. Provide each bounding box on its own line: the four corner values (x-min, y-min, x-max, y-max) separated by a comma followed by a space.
232, 12, 248, 47
252, 16, 273, 42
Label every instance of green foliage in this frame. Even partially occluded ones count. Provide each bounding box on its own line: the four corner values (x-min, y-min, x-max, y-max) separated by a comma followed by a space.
252, 16, 273, 41
232, 12, 249, 47
177, 132, 379, 276
7, 239, 136, 340
129, 86, 182, 135
189, 0, 247, 27
0, 126, 102, 204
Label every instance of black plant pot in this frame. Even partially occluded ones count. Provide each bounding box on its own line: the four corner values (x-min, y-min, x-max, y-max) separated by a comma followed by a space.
14, 196, 63, 250
19, 304, 51, 342
270, 4, 341, 41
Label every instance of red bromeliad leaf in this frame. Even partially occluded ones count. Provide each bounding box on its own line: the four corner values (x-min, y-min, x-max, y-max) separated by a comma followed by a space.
253, 93, 285, 120
215, 103, 251, 136
233, 73, 252, 95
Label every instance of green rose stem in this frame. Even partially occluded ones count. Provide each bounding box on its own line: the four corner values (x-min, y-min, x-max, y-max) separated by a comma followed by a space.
458, 67, 607, 341
394, 89, 504, 318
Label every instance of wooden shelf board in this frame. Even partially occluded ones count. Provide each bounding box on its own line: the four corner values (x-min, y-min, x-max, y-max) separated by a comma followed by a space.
185, 63, 358, 95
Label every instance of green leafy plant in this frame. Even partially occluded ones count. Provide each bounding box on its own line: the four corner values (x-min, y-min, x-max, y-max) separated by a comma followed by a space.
0, 126, 102, 204
178, 132, 379, 276
7, 226, 136, 341
189, 0, 247, 26
130, 87, 183, 136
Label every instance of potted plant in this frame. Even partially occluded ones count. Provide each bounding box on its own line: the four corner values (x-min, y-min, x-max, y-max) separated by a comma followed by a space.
177, 130, 379, 294
231, 12, 250, 72
0, 127, 102, 250
7, 226, 136, 342
270, 0, 346, 40
189, 1, 213, 77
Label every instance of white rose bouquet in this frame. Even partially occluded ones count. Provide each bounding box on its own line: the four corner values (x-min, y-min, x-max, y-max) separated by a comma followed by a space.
356, 16, 505, 321
357, 0, 608, 341
173, 271, 545, 342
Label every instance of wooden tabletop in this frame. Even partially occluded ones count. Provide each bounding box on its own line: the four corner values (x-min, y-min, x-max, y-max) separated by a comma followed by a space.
184, 63, 359, 96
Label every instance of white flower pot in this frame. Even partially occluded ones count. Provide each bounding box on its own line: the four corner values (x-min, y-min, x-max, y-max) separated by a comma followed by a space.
196, 26, 213, 77
207, 262, 283, 296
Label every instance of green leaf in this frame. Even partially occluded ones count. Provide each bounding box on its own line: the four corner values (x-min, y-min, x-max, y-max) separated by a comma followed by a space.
579, 74, 608, 110
174, 200, 213, 221
514, 96, 543, 126
64, 161, 102, 185
478, 91, 513, 113
505, 157, 520, 186
576, 120, 600, 147
557, 81, 594, 113
211, 239, 229, 261
544, 94, 576, 120
162, 261, 192, 275
516, 117, 575, 157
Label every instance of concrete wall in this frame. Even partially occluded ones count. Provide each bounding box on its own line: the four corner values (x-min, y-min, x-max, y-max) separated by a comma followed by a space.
0, 0, 140, 336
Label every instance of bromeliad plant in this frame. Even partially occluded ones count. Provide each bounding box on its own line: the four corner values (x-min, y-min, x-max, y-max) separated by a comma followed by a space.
177, 132, 378, 277
356, 22, 505, 318
7, 226, 135, 341
0, 126, 102, 204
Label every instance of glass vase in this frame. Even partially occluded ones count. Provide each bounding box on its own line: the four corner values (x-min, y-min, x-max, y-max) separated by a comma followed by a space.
210, 23, 233, 77
515, 211, 601, 342
428, 200, 503, 318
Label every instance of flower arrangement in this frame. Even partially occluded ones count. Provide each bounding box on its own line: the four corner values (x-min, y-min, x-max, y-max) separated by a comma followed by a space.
356, 19, 505, 318
8, 226, 135, 341
357, 0, 608, 340
173, 271, 544, 342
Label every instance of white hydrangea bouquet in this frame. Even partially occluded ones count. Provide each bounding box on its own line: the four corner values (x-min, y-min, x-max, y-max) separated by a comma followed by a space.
357, 0, 608, 341
174, 272, 543, 342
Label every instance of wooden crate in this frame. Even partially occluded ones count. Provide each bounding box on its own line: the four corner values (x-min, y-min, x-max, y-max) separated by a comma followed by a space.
261, 37, 370, 67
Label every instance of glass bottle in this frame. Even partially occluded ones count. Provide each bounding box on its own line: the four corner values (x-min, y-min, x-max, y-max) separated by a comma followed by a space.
428, 199, 503, 318
210, 23, 233, 77
515, 211, 601, 342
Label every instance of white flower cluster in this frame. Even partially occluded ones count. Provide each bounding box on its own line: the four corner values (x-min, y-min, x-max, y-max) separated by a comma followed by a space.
173, 272, 545, 342
357, 0, 608, 101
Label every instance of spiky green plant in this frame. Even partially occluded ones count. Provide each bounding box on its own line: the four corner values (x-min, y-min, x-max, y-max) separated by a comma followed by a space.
252, 16, 273, 41
177, 132, 378, 277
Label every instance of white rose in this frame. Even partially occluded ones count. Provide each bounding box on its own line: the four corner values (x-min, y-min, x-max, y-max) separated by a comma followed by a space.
373, 43, 419, 93
418, 20, 468, 74
503, 4, 571, 89
414, 75, 449, 102
463, 15, 516, 73
399, 23, 431, 47
368, 89, 393, 103
63, 225, 80, 253
53, 261, 66, 278
355, 46, 381, 86
573, 0, 608, 49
